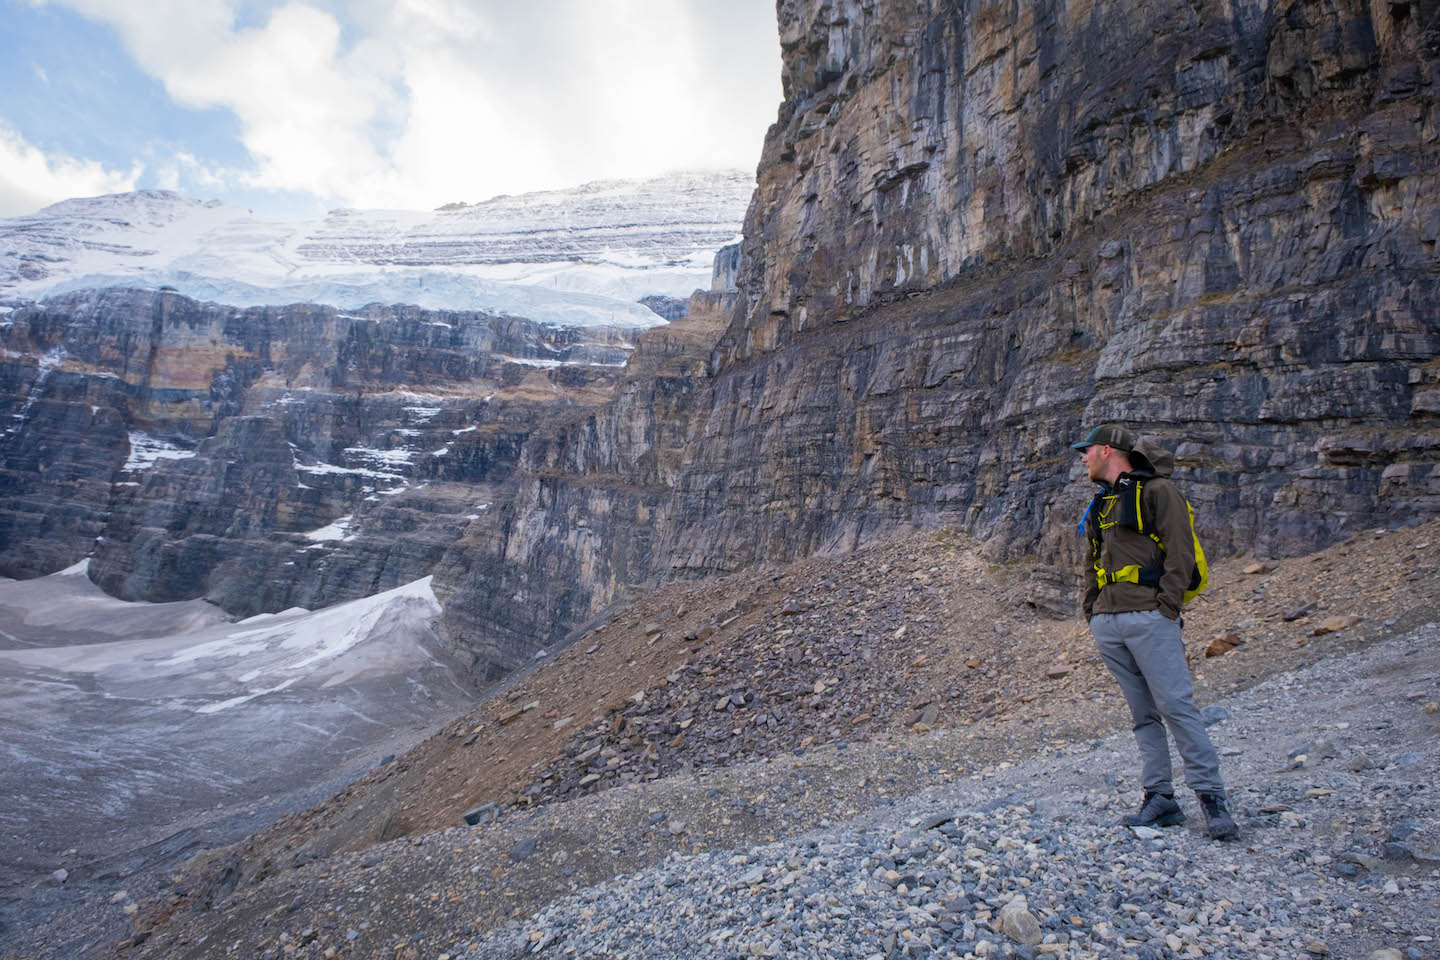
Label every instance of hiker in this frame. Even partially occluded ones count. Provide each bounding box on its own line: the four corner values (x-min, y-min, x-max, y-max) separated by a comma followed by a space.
1073, 424, 1239, 840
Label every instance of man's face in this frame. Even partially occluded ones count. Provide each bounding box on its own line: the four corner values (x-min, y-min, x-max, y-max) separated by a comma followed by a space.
1079, 443, 1108, 482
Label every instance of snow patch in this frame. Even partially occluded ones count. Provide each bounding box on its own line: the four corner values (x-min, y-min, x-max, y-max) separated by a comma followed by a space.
124, 432, 196, 472
303, 515, 356, 542
293, 455, 404, 482
161, 577, 441, 710
198, 677, 300, 715
343, 446, 414, 466
501, 355, 564, 368
494, 353, 629, 369
0, 174, 754, 324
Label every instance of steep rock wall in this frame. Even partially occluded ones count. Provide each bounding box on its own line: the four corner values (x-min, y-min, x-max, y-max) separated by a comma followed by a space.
0, 290, 642, 615
443, 0, 1440, 663
705, 0, 1440, 566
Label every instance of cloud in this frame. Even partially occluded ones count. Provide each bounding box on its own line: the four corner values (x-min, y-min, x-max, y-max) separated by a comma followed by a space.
31, 0, 780, 209
153, 151, 232, 193
0, 122, 140, 216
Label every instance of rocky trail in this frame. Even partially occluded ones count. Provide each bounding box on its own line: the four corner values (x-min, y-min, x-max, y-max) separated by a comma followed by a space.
8, 519, 1437, 960
465, 621, 1440, 960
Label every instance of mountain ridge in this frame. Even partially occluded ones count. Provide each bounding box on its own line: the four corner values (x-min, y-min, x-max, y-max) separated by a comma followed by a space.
0, 170, 752, 323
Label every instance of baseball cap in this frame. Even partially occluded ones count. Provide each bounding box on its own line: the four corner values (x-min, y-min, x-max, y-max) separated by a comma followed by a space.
1070, 424, 1135, 451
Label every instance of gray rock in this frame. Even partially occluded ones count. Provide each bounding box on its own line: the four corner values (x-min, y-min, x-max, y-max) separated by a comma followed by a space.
920, 810, 959, 831
509, 837, 538, 863
1284, 603, 1318, 622
1388, 818, 1422, 841
999, 897, 1042, 945
463, 802, 498, 826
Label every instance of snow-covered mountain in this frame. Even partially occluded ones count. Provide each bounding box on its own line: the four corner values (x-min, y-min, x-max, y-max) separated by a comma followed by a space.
0, 170, 751, 326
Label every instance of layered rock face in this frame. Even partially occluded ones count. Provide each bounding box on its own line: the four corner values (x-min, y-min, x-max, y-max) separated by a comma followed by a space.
0, 289, 643, 617
443, 0, 1439, 660
705, 0, 1440, 566
441, 281, 743, 674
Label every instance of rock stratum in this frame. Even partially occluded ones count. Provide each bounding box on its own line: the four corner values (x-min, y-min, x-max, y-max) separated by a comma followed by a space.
4, 0, 1440, 680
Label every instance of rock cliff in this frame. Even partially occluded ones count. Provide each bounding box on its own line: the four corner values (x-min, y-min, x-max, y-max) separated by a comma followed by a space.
705, 0, 1440, 573
0, 288, 644, 621
439, 0, 1440, 662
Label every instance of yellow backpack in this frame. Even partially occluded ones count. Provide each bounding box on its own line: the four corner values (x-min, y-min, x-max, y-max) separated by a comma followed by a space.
1083, 477, 1209, 602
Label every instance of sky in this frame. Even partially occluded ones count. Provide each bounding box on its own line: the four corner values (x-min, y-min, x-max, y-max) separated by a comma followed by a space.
0, 0, 783, 218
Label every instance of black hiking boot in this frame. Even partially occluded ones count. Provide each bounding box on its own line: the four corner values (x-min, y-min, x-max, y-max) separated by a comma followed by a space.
1120, 791, 1185, 828
1198, 791, 1240, 840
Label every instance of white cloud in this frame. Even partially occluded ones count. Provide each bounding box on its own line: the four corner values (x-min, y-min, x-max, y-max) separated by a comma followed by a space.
153, 151, 231, 192
0, 123, 140, 217
31, 0, 780, 209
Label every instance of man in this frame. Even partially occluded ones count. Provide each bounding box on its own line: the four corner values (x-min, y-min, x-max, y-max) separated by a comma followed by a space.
1073, 423, 1239, 840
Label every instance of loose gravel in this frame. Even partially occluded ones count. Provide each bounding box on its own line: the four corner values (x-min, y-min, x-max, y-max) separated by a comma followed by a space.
459, 624, 1440, 960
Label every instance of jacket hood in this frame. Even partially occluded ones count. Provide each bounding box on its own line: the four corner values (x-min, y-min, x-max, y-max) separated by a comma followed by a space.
1129, 437, 1173, 478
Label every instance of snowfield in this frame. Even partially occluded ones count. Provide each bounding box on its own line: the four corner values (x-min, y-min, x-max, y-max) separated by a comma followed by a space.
0, 171, 750, 326
0, 565, 474, 889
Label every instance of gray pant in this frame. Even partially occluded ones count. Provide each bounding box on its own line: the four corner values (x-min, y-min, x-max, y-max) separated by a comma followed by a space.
1091, 610, 1224, 795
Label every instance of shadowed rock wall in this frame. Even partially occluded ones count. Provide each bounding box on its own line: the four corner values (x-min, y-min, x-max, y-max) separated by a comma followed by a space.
701, 0, 1440, 573
440, 0, 1440, 659
0, 289, 643, 619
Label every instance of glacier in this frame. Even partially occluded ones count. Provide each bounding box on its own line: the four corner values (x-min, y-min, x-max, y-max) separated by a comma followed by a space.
0, 170, 751, 326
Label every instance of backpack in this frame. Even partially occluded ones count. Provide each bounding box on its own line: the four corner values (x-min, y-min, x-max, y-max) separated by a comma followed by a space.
1082, 472, 1209, 603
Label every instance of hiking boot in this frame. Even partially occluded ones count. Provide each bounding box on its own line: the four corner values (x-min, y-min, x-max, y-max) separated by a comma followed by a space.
1120, 791, 1185, 828
1198, 791, 1240, 840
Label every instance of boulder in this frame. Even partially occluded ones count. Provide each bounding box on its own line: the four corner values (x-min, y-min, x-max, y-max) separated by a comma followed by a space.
999, 896, 1042, 945
1312, 615, 1363, 636
1205, 633, 1243, 657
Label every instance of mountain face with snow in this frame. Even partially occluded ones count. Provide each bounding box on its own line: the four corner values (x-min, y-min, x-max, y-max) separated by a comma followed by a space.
0, 173, 749, 619
0, 286, 657, 607
0, 170, 751, 324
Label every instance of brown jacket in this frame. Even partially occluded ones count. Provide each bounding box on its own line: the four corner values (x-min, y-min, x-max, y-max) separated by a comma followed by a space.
1082, 440, 1196, 621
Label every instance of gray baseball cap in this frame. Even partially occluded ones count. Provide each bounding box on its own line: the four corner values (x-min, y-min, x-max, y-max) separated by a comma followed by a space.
1070, 423, 1135, 451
